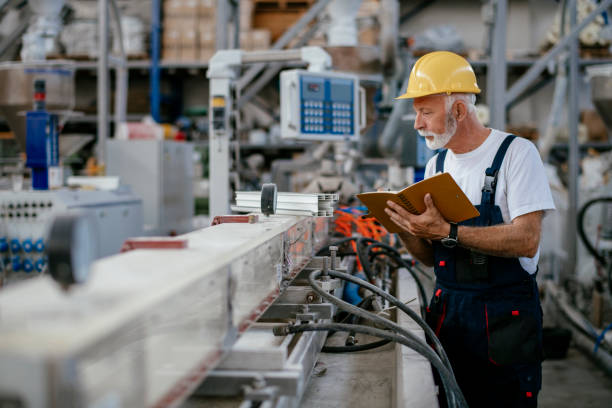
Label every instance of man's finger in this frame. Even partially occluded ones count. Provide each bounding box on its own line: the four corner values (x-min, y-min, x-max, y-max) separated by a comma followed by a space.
387, 200, 417, 220
424, 193, 434, 208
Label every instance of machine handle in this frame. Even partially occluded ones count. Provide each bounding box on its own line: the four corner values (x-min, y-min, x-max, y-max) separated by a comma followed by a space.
359, 86, 366, 130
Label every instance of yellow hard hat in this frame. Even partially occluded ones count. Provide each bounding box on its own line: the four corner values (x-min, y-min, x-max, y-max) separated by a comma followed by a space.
396, 51, 481, 99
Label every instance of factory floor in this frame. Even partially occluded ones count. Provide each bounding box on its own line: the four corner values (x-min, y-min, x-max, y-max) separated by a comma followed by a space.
540, 347, 612, 408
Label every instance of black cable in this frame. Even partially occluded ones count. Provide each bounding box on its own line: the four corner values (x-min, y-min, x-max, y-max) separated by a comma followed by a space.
321, 339, 392, 353
577, 196, 612, 267
274, 322, 467, 408
315, 237, 360, 256
360, 240, 428, 313
325, 269, 453, 374
577, 197, 612, 297
306, 270, 462, 408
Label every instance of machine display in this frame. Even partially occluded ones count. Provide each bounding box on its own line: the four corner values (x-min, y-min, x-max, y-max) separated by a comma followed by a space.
280, 69, 365, 142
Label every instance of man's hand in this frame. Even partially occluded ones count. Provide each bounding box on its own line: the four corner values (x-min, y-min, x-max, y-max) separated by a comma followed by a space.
384, 193, 450, 240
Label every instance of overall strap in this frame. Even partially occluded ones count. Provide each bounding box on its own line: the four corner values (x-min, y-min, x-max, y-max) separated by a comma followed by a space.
481, 135, 516, 205
435, 149, 448, 173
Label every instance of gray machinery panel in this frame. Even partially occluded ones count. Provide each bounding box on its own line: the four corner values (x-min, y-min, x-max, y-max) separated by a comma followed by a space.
106, 140, 194, 236
0, 189, 142, 284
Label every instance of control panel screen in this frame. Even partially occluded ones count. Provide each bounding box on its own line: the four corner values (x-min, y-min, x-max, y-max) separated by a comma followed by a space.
300, 75, 354, 137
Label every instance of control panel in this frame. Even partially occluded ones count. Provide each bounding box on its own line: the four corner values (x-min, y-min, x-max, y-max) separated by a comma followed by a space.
0, 189, 143, 287
280, 69, 365, 141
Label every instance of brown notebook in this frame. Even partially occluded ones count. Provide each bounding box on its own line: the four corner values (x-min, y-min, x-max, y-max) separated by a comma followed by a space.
356, 172, 480, 233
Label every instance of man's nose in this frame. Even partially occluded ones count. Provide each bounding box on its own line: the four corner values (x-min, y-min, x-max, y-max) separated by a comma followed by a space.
414, 114, 423, 130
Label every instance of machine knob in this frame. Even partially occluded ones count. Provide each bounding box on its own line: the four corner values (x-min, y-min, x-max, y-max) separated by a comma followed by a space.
0, 238, 7, 252
23, 259, 34, 273
34, 258, 46, 272
34, 239, 45, 252
11, 255, 21, 272
22, 239, 33, 253
10, 239, 21, 253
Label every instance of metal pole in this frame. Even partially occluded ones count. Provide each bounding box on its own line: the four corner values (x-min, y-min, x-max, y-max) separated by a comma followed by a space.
97, 0, 109, 165
216, 0, 228, 50
506, 0, 612, 106
151, 0, 161, 122
487, 0, 507, 130
567, 0, 579, 281
109, 0, 127, 125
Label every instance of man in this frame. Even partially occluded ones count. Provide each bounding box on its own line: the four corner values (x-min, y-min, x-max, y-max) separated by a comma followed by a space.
384, 51, 555, 407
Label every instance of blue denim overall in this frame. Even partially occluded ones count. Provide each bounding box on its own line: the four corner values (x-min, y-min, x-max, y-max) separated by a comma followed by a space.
426, 135, 543, 408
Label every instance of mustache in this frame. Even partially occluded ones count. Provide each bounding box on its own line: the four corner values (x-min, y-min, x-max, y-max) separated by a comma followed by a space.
417, 130, 439, 137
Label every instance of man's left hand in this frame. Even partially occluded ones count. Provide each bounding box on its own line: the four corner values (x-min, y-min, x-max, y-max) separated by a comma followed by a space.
384, 193, 450, 240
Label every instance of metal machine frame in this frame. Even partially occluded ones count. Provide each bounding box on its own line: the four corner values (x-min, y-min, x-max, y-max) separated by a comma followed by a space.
206, 47, 332, 218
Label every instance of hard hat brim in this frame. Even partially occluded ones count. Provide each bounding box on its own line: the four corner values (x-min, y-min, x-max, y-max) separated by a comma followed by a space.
395, 88, 481, 100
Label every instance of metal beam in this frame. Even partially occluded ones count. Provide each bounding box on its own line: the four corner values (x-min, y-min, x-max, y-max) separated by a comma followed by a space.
567, 0, 579, 281
236, 18, 324, 110
236, 0, 332, 90
487, 0, 507, 130
506, 0, 612, 106
399, 0, 436, 25
97, 0, 109, 165
150, 0, 161, 122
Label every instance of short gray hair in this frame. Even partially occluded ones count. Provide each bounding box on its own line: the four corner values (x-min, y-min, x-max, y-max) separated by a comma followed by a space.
445, 93, 476, 114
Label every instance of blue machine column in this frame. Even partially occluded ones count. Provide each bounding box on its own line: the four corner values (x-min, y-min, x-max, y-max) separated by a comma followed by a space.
25, 79, 60, 190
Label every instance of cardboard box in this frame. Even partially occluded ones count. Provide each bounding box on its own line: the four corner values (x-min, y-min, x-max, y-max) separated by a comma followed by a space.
200, 47, 215, 62
163, 0, 182, 17
200, 27, 216, 48
200, 0, 216, 17
162, 46, 181, 61
239, 0, 253, 30
181, 46, 199, 61
251, 29, 270, 50
181, 28, 199, 48
162, 26, 181, 47
239, 31, 253, 51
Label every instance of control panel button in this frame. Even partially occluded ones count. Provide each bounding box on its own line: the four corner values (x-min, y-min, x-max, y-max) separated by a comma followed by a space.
34, 239, 45, 252
10, 239, 21, 253
22, 239, 33, 253
23, 259, 34, 273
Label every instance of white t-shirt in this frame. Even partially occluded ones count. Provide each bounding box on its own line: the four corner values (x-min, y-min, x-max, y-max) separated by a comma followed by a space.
424, 129, 556, 274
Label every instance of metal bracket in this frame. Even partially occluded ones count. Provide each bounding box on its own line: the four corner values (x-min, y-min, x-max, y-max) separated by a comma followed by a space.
261, 303, 333, 320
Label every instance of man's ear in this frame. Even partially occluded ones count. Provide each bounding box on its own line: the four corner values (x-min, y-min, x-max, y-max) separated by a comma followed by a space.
455, 100, 468, 122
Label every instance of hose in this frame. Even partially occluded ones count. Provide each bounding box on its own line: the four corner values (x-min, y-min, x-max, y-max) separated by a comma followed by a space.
325, 269, 453, 373
577, 196, 612, 296
306, 270, 463, 408
273, 322, 467, 408
322, 339, 392, 353
322, 295, 391, 353
577, 197, 612, 267
358, 239, 428, 312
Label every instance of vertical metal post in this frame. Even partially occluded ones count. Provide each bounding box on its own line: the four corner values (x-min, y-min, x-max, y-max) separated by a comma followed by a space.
567, 0, 579, 281
487, 0, 507, 130
151, 0, 161, 122
216, 0, 228, 50
208, 78, 232, 217
97, 0, 109, 165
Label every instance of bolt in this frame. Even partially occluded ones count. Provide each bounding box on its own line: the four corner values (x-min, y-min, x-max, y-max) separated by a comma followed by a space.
321, 257, 329, 278
329, 246, 338, 270
306, 293, 316, 303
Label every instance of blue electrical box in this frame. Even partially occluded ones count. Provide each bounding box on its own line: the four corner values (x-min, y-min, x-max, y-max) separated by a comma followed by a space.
25, 111, 60, 190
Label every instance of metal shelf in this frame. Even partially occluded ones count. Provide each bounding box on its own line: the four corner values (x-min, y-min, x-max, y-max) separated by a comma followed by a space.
65, 114, 147, 123
72, 60, 210, 70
